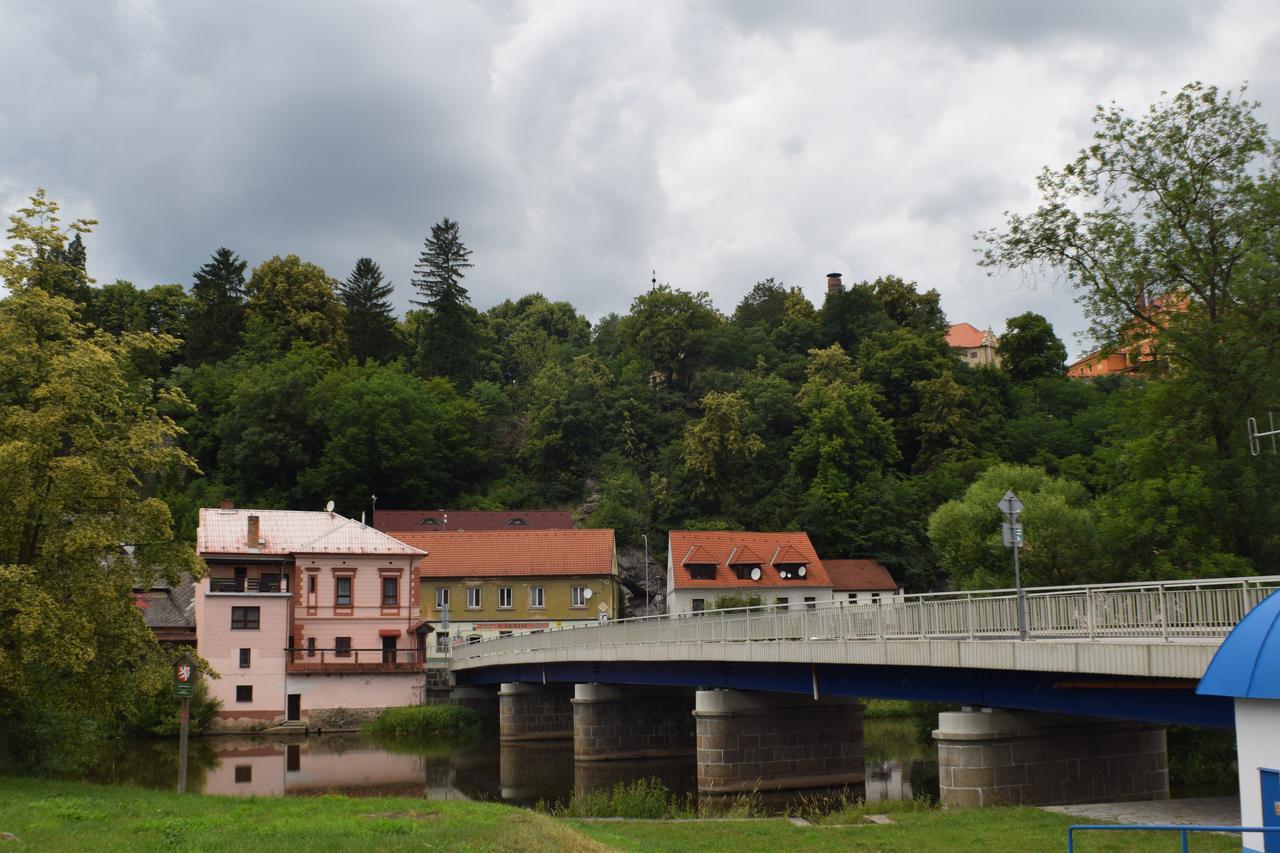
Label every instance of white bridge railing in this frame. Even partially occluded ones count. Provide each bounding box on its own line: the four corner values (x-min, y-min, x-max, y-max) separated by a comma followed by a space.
450, 575, 1280, 665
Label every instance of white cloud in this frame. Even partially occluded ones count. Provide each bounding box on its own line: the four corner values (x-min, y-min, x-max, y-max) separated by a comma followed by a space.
2, 0, 1278, 358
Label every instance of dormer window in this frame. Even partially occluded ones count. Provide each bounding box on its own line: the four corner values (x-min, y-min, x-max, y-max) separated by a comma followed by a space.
417, 518, 441, 526
505, 518, 528, 526
732, 564, 762, 581
776, 563, 808, 580
687, 564, 716, 581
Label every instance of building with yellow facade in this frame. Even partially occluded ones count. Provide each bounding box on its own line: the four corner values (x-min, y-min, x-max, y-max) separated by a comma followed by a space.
388, 528, 618, 658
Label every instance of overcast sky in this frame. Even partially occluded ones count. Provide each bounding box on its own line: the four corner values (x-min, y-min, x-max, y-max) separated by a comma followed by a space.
4, 1, 1279, 358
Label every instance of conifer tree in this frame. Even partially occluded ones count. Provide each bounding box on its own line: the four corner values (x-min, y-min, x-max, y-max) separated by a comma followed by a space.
186, 248, 247, 364
409, 218, 485, 386
339, 257, 399, 363
411, 217, 472, 310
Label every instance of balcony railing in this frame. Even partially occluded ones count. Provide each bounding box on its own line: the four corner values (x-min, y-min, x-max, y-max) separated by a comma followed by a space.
209, 576, 289, 593
285, 647, 422, 673
451, 574, 1280, 664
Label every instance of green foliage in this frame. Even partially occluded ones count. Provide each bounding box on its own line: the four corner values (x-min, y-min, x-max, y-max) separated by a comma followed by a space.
619, 284, 722, 390
244, 254, 348, 356
338, 257, 400, 364
547, 777, 695, 819
185, 248, 246, 365
709, 594, 763, 609
361, 704, 489, 739
0, 189, 96, 302
122, 674, 221, 737
928, 463, 1100, 588
0, 265, 203, 765
999, 312, 1066, 381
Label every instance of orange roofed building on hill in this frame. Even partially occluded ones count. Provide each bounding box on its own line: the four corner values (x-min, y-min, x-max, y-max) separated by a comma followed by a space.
666, 531, 834, 614
372, 509, 573, 533
947, 322, 1001, 367
388, 528, 618, 657
194, 506, 428, 731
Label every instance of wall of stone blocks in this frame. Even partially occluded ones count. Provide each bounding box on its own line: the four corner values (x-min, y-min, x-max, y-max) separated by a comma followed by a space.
573, 684, 696, 761
498, 682, 574, 741
935, 709, 1169, 807
693, 690, 865, 794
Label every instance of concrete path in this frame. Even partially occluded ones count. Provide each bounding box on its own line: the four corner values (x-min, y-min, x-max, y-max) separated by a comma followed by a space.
1042, 796, 1239, 827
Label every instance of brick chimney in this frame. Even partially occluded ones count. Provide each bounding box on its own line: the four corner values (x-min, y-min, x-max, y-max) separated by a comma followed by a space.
219, 499, 234, 510
827, 272, 843, 296
246, 514, 260, 547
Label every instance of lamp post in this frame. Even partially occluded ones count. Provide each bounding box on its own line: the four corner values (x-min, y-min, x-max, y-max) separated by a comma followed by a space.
999, 490, 1027, 640
641, 534, 650, 615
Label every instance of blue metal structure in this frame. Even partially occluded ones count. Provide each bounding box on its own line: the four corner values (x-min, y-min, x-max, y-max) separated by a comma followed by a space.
1066, 825, 1280, 853
455, 659, 1235, 727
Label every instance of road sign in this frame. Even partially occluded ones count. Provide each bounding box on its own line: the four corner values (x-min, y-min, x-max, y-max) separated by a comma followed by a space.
999, 490, 1024, 516
1002, 522, 1024, 548
174, 654, 197, 697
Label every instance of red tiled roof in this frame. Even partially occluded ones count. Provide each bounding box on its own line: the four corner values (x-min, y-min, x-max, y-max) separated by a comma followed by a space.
373, 509, 574, 532
946, 322, 991, 349
668, 531, 831, 589
197, 508, 424, 557
391, 529, 616, 578
726, 544, 766, 565
823, 559, 898, 592
682, 544, 719, 565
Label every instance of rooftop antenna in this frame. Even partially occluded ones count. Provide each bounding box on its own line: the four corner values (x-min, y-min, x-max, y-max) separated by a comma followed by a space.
1247, 413, 1280, 456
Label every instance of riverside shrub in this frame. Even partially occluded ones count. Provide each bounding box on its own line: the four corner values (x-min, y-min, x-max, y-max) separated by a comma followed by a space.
362, 704, 487, 738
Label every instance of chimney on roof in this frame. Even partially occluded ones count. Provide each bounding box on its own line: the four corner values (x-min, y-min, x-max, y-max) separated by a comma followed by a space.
219, 499, 234, 510
826, 272, 843, 296
246, 514, 260, 547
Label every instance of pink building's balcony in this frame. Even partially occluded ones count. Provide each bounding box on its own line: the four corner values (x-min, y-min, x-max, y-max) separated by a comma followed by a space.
209, 576, 289, 593
285, 647, 424, 674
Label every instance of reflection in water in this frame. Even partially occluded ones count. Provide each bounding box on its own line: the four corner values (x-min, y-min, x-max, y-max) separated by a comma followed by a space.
80, 716, 941, 809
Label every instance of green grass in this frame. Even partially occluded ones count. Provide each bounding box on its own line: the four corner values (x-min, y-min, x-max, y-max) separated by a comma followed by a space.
0, 776, 604, 852
0, 776, 1242, 852
360, 704, 489, 739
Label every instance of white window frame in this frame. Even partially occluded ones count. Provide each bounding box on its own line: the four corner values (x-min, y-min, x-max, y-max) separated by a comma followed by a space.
466, 586, 481, 610
498, 586, 513, 609
571, 586, 587, 608
530, 586, 545, 609
435, 587, 450, 610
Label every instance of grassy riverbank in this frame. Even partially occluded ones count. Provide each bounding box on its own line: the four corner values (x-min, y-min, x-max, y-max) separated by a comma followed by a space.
0, 777, 1238, 852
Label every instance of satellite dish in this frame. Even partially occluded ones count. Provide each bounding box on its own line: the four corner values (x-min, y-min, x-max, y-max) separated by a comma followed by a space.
583, 588, 594, 599
750, 567, 762, 581
325, 500, 335, 513
797, 566, 807, 578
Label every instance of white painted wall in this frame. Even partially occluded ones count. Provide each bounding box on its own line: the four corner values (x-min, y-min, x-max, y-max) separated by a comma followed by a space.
1235, 698, 1280, 852
667, 586, 834, 614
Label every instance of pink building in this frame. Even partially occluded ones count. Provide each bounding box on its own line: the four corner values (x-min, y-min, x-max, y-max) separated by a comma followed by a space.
195, 506, 429, 730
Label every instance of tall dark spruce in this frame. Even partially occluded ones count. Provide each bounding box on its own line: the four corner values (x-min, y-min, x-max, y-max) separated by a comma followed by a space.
410, 218, 483, 386
187, 247, 247, 365
339, 257, 399, 363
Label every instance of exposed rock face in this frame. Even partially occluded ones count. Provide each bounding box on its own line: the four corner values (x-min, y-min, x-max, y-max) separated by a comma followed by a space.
617, 543, 665, 617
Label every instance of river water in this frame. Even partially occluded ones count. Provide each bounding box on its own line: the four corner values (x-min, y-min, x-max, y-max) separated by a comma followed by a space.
83, 715, 938, 807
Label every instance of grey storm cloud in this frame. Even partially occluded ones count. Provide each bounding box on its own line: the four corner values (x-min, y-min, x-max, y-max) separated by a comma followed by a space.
2, 0, 1279, 357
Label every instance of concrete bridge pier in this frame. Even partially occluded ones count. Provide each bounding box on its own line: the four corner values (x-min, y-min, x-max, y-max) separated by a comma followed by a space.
693, 689, 865, 795
449, 685, 499, 717
934, 708, 1169, 807
498, 682, 574, 742
572, 684, 696, 762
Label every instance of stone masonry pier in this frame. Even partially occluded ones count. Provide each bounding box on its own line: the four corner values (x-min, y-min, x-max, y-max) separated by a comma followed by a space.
572, 684, 695, 762
693, 689, 864, 795
499, 682, 574, 742
934, 708, 1169, 807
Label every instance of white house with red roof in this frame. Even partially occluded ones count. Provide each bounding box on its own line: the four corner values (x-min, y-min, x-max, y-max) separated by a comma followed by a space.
946, 322, 1001, 367
195, 505, 428, 730
823, 558, 902, 604
666, 531, 835, 614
